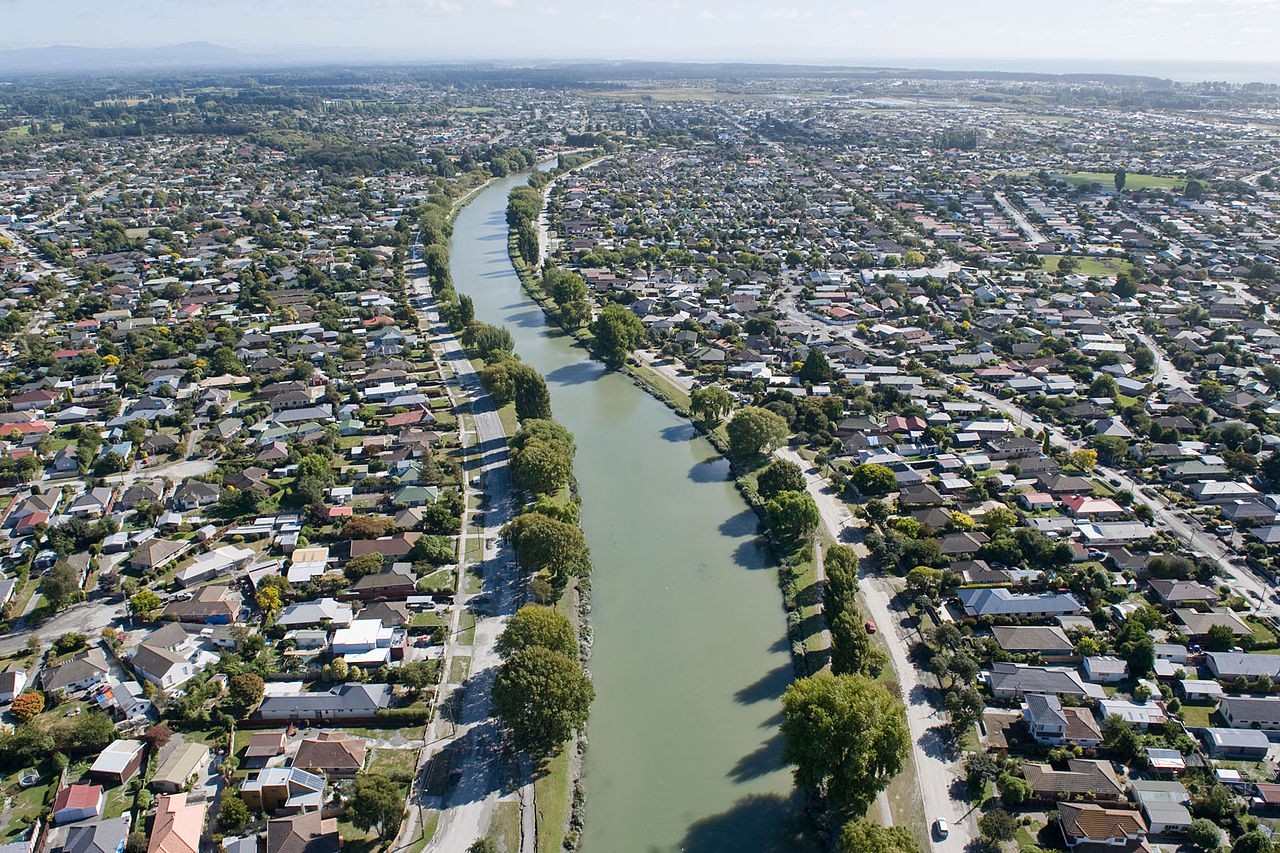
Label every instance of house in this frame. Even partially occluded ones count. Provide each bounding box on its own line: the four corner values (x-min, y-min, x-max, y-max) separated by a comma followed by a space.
1147, 579, 1219, 606
1098, 699, 1169, 729
991, 626, 1075, 661
257, 683, 393, 722
1057, 803, 1148, 851
1076, 521, 1154, 546
988, 663, 1105, 701
51, 785, 105, 825
1190, 481, 1260, 504
348, 532, 421, 560
171, 481, 220, 510
129, 644, 195, 690
1175, 610, 1253, 641
45, 818, 130, 853
1131, 780, 1192, 835
1178, 679, 1226, 702
897, 484, 945, 507
241, 766, 325, 812
1083, 656, 1129, 683
1206, 652, 1280, 681
293, 732, 367, 778
1218, 696, 1280, 731
173, 545, 255, 588
243, 731, 288, 769
146, 793, 206, 853
42, 649, 110, 693
162, 585, 242, 624
92, 679, 152, 721
265, 810, 340, 853
330, 619, 400, 665
150, 742, 210, 793
67, 488, 114, 518
1061, 495, 1128, 519
0, 669, 28, 702
1022, 759, 1126, 801
1022, 693, 1104, 747
277, 598, 353, 629
1204, 727, 1271, 759
88, 740, 146, 784
128, 538, 189, 573
957, 587, 1083, 618
1037, 472, 1095, 495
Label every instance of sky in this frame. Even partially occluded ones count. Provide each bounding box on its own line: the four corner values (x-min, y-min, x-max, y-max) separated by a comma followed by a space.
6, 0, 1280, 71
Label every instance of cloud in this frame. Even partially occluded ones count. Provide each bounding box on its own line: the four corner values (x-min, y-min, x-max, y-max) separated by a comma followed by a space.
536, 4, 559, 13
491, 0, 515, 7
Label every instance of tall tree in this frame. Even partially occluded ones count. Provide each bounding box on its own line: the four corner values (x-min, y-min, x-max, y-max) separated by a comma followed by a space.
1114, 168, 1127, 192
589, 303, 645, 368
345, 773, 405, 837
781, 672, 910, 817
726, 406, 789, 460
511, 363, 552, 421
496, 605, 577, 660
690, 386, 733, 425
838, 819, 920, 853
493, 646, 594, 756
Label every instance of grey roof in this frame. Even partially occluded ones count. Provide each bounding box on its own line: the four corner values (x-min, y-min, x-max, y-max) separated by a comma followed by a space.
958, 587, 1083, 617
1207, 651, 1280, 679
54, 818, 130, 853
1205, 727, 1271, 749
1219, 696, 1280, 726
41, 648, 110, 691
258, 683, 392, 718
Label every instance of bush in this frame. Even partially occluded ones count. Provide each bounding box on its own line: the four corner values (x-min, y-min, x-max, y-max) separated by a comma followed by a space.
376, 707, 432, 725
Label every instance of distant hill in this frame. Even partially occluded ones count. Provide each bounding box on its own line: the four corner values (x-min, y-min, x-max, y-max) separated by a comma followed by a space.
0, 42, 258, 73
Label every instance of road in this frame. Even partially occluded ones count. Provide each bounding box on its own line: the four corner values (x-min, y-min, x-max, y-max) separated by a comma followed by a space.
405, 256, 524, 853
0, 597, 126, 656
993, 191, 1048, 247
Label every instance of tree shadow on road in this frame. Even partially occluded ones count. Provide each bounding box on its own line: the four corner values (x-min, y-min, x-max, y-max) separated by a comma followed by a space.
918, 723, 962, 762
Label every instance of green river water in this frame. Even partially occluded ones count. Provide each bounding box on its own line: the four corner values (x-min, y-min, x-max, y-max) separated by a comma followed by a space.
450, 171, 808, 852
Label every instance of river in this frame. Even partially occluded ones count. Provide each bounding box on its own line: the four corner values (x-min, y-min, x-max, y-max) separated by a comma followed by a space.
449, 170, 809, 852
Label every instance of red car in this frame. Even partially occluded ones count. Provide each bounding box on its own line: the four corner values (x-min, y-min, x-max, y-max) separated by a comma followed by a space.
865, 621, 877, 634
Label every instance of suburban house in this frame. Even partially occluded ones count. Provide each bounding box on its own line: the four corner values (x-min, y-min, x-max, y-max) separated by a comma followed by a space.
991, 626, 1076, 662
146, 794, 206, 853
241, 767, 326, 813
1217, 696, 1280, 731
1147, 579, 1219, 606
988, 663, 1105, 701
150, 742, 210, 794
265, 810, 340, 853
257, 683, 393, 722
0, 669, 28, 702
1206, 652, 1280, 681
88, 740, 146, 784
1131, 780, 1193, 835
1022, 693, 1103, 747
162, 585, 242, 624
41, 649, 110, 694
1057, 803, 1149, 850
957, 588, 1083, 618
51, 785, 105, 825
44, 817, 130, 853
292, 732, 367, 778
243, 731, 288, 769
1022, 759, 1126, 802
1204, 727, 1271, 759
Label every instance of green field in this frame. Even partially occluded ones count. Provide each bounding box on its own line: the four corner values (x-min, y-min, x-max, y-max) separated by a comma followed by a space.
1041, 255, 1134, 276
1057, 171, 1187, 191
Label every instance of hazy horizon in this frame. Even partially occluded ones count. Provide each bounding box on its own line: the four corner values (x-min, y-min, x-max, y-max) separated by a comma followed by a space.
7, 0, 1280, 79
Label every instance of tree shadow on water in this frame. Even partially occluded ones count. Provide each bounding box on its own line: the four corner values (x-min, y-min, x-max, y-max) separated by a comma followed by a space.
679, 792, 812, 853
689, 460, 729, 484
728, 732, 785, 783
719, 508, 761, 537
545, 362, 600, 386
734, 662, 793, 705
661, 423, 695, 443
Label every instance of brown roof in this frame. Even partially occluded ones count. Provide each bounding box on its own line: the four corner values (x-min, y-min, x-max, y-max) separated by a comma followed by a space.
1058, 803, 1147, 843
266, 811, 340, 853
1062, 707, 1104, 743
1023, 759, 1125, 799
245, 731, 288, 759
293, 731, 366, 773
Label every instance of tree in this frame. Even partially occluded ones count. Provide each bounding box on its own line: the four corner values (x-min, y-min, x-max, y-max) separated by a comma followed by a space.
979, 809, 1016, 843
129, 588, 163, 620
1232, 831, 1274, 853
343, 515, 392, 539
141, 724, 173, 751
478, 362, 515, 406
982, 506, 1019, 534
69, 712, 118, 754
219, 795, 250, 832
1114, 168, 1127, 192
492, 646, 594, 756
850, 463, 896, 496
1117, 616, 1156, 676
345, 773, 405, 837
496, 605, 577, 660
799, 348, 833, 383
589, 303, 645, 368
830, 605, 886, 678
510, 437, 573, 496
781, 672, 910, 817
255, 587, 282, 614
838, 819, 920, 853
1070, 449, 1098, 472
11, 692, 44, 722
502, 512, 591, 586
511, 364, 552, 421
1102, 714, 1141, 763
1185, 818, 1222, 851
228, 673, 265, 712
690, 386, 733, 425
41, 561, 81, 611
468, 842, 498, 853
345, 552, 384, 581
765, 490, 820, 543
726, 407, 789, 460
1206, 623, 1236, 652
997, 773, 1031, 807
756, 460, 806, 500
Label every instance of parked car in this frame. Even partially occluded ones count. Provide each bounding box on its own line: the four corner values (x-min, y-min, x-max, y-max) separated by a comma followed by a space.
865, 621, 877, 634
934, 819, 948, 839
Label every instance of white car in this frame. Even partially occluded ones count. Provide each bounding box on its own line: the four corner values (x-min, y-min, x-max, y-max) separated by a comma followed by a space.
934, 819, 949, 839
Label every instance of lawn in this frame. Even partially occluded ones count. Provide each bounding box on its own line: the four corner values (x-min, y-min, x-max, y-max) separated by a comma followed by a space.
1041, 255, 1134, 277
1178, 703, 1216, 728
1057, 171, 1187, 191
1248, 616, 1280, 650
534, 749, 571, 853
496, 402, 518, 438
487, 800, 522, 853
102, 784, 132, 819
367, 747, 417, 782
448, 655, 471, 684
0, 767, 53, 841
457, 608, 476, 645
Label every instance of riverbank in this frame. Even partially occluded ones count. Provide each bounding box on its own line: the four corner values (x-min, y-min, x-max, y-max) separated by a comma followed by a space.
506, 173, 826, 683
